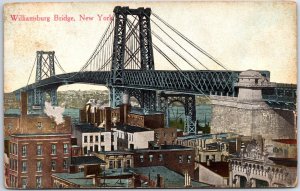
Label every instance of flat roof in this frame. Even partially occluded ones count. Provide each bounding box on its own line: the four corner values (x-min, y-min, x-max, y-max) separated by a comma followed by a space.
116, 125, 150, 133
128, 166, 211, 188
75, 123, 104, 133
71, 156, 106, 165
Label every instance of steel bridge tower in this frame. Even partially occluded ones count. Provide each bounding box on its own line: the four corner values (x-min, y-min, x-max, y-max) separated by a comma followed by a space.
28, 51, 58, 110
110, 6, 156, 114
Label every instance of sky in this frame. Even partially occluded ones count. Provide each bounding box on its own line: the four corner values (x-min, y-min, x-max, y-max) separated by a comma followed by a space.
4, 1, 297, 92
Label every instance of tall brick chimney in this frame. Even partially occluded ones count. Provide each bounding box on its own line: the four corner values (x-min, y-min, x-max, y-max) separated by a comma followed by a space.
104, 107, 112, 131
20, 92, 27, 116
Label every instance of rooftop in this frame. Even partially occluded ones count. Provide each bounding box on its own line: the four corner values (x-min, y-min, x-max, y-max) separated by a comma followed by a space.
71, 156, 106, 166
52, 170, 132, 188
116, 124, 150, 133
75, 123, 104, 133
177, 133, 234, 141
200, 162, 229, 177
128, 166, 211, 188
97, 151, 134, 155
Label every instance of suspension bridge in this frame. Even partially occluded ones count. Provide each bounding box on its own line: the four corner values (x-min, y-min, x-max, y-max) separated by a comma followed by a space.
15, 6, 296, 134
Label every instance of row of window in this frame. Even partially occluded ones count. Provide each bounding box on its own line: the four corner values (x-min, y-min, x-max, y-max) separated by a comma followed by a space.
83, 145, 114, 154
20, 159, 68, 173
139, 154, 192, 163
108, 159, 131, 169
9, 159, 17, 171
155, 132, 175, 138
19, 144, 69, 157
84, 135, 105, 143
20, 177, 42, 189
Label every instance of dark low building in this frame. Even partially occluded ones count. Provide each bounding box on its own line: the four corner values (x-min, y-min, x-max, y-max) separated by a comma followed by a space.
133, 145, 195, 179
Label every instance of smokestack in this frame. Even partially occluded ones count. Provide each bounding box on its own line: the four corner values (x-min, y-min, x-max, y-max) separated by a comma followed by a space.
104, 107, 111, 131
20, 92, 27, 116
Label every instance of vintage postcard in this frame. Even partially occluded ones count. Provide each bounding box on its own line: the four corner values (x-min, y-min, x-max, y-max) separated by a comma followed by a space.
3, 1, 297, 189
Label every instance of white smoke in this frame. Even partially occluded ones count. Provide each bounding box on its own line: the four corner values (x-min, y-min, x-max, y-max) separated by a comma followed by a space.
44, 101, 65, 125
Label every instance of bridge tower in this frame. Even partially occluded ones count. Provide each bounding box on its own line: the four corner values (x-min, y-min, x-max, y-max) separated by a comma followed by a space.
28, 51, 58, 110
110, 6, 156, 113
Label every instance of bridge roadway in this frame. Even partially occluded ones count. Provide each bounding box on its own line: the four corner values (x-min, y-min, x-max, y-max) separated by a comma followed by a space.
22, 70, 242, 95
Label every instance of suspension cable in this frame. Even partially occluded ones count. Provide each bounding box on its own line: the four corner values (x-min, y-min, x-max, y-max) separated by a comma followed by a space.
152, 12, 228, 70
26, 56, 37, 86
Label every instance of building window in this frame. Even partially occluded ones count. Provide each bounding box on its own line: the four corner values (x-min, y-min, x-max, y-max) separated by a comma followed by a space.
36, 176, 42, 188
159, 154, 163, 161
63, 159, 68, 170
51, 144, 56, 155
140, 155, 144, 162
50, 122, 55, 129
63, 144, 68, 154
101, 146, 105, 151
212, 154, 215, 162
178, 155, 183, 163
109, 161, 113, 169
101, 135, 104, 142
90, 136, 93, 143
37, 122, 43, 129
187, 155, 191, 163
83, 147, 87, 154
21, 177, 27, 189
37, 145, 42, 156
22, 161, 27, 172
51, 160, 56, 171
22, 145, 27, 157
36, 161, 42, 172
89, 146, 93, 153
95, 136, 99, 142
149, 155, 153, 162
111, 145, 114, 151
95, 145, 99, 152
117, 160, 122, 168
126, 160, 131, 168
172, 132, 175, 137
8, 123, 13, 130
13, 144, 17, 155
84, 136, 87, 143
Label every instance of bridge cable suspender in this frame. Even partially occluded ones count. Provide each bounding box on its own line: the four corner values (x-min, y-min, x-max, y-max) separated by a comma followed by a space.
152, 12, 228, 70
125, 11, 200, 71
125, 14, 210, 101
144, 13, 209, 70
26, 55, 37, 87
54, 55, 66, 73
51, 17, 115, 80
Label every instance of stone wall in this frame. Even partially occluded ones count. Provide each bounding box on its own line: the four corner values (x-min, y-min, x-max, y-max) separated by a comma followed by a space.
210, 99, 296, 140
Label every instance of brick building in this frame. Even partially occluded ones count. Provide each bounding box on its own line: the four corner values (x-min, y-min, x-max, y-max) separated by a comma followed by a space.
6, 92, 72, 189
154, 127, 177, 145
133, 145, 195, 179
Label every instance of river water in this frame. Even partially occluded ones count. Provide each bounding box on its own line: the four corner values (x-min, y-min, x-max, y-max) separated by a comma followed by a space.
5, 105, 211, 126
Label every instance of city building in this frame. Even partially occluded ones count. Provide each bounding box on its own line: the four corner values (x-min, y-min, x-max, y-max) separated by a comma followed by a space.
72, 123, 117, 154
133, 145, 195, 179
196, 161, 229, 187
113, 124, 154, 150
6, 92, 72, 189
229, 138, 297, 188
154, 127, 177, 145
94, 151, 134, 169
